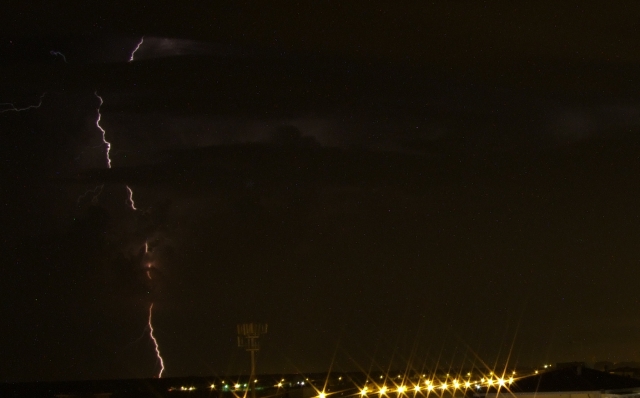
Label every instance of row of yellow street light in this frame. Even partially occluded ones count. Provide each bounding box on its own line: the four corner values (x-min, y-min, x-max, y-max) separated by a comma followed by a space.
171, 370, 533, 394
350, 375, 515, 396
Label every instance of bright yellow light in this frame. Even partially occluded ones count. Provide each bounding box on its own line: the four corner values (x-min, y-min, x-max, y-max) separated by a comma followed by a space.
380, 386, 388, 395
487, 379, 494, 386
277, 383, 283, 388
210, 384, 215, 389
397, 386, 406, 393
319, 392, 326, 398
424, 380, 431, 385
440, 384, 447, 390
426, 385, 434, 391
234, 384, 241, 389
453, 380, 459, 389
535, 370, 539, 374
465, 382, 471, 388
508, 377, 514, 384
498, 378, 505, 386
380, 376, 383, 379
338, 377, 342, 381
361, 387, 368, 396
414, 385, 421, 392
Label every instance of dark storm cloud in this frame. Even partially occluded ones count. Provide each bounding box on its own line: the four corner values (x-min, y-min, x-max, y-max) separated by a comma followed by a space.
130, 37, 214, 61
3, 1, 640, 382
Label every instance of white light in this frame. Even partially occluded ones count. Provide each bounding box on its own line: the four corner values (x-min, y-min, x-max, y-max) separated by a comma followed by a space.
398, 386, 407, 393
319, 393, 326, 398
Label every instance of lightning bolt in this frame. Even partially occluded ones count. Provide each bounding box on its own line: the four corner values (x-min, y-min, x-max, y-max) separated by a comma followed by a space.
126, 185, 137, 210
0, 93, 46, 114
144, 241, 164, 377
50, 50, 68, 63
87, 41, 166, 378
76, 92, 111, 205
129, 37, 144, 62
148, 303, 165, 377
94, 92, 112, 169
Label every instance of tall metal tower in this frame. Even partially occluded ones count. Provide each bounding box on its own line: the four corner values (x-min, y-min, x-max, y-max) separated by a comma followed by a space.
237, 323, 268, 398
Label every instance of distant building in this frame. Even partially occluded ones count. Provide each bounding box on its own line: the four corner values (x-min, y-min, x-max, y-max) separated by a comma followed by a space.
477, 366, 640, 398
610, 367, 640, 379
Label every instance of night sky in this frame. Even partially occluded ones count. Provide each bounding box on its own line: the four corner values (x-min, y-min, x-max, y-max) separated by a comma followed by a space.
2, 2, 640, 382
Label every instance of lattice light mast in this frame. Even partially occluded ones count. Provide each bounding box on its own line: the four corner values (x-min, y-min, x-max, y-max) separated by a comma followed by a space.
237, 323, 268, 398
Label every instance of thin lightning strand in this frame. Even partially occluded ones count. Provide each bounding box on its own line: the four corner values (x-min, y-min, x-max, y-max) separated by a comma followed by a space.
95, 64, 163, 377
0, 92, 46, 114
50, 50, 68, 63
77, 184, 104, 205
94, 92, 112, 168
126, 185, 137, 210
148, 303, 165, 378
144, 241, 164, 377
129, 37, 144, 62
